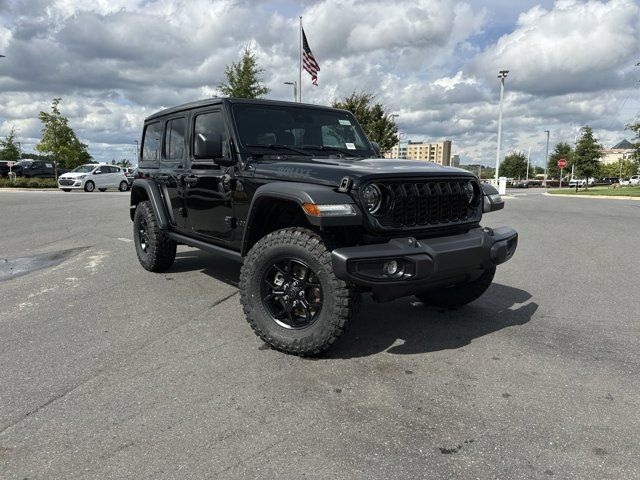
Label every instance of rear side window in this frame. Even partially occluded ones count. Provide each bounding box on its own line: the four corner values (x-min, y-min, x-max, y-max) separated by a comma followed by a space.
166, 118, 186, 161
142, 122, 162, 164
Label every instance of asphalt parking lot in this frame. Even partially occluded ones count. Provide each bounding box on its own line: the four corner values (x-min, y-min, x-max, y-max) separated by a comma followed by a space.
1, 188, 638, 479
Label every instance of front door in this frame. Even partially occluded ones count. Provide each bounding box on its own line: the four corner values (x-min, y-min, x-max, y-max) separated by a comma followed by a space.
185, 109, 234, 242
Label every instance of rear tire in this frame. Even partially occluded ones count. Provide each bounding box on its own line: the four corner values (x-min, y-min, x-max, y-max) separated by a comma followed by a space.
416, 266, 496, 308
119, 181, 129, 192
239, 227, 359, 356
133, 201, 176, 272
84, 181, 95, 192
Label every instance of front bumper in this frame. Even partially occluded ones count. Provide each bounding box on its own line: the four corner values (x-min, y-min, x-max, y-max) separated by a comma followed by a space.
331, 226, 518, 301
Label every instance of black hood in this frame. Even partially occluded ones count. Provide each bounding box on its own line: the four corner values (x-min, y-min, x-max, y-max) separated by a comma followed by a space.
251, 157, 476, 187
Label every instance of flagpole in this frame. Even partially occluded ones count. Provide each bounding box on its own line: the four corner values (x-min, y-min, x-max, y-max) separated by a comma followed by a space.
299, 16, 302, 103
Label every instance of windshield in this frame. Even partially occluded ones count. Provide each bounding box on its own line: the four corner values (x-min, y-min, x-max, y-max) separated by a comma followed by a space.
232, 104, 374, 158
71, 165, 96, 173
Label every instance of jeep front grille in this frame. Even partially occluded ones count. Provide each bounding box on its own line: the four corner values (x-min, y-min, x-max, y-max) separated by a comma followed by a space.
365, 179, 481, 229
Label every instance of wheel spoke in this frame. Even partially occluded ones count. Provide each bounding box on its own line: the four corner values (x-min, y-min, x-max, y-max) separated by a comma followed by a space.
299, 298, 312, 321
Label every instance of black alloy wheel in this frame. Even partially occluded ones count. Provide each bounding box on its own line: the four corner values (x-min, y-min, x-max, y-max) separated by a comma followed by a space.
260, 257, 323, 329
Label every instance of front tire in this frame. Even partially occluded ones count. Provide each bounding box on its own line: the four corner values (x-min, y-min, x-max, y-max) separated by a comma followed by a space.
84, 180, 95, 192
239, 227, 359, 356
416, 266, 496, 308
133, 201, 177, 272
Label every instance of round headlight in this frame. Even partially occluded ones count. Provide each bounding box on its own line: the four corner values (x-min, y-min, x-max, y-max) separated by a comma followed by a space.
362, 184, 382, 214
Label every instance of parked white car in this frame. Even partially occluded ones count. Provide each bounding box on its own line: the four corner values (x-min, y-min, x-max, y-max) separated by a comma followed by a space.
568, 177, 594, 188
630, 175, 640, 186
58, 164, 129, 192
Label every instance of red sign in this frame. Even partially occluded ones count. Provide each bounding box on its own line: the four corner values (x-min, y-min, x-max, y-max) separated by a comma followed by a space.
557, 158, 567, 168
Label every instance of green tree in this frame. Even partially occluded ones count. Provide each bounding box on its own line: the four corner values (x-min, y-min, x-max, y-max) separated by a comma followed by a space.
600, 159, 637, 179
111, 158, 132, 168
218, 46, 270, 99
35, 98, 92, 169
625, 121, 640, 171
547, 142, 573, 179
0, 126, 21, 162
498, 151, 528, 179
332, 92, 398, 154
573, 126, 602, 188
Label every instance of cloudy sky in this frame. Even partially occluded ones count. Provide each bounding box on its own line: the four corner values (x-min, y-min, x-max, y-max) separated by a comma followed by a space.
0, 0, 639, 166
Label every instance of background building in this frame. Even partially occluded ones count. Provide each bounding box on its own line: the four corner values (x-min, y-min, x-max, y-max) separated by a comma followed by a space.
451, 154, 460, 167
386, 140, 452, 166
600, 139, 635, 165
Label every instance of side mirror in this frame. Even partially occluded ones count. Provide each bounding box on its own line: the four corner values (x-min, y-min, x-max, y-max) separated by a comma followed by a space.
194, 133, 222, 160
481, 183, 504, 213
94, 170, 101, 174
370, 141, 381, 157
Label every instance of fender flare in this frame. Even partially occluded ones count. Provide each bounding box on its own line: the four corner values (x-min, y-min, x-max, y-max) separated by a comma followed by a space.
129, 178, 170, 228
240, 182, 362, 255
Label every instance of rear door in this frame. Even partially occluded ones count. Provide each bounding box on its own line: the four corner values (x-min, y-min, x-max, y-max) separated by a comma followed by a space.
159, 116, 188, 230
184, 109, 234, 242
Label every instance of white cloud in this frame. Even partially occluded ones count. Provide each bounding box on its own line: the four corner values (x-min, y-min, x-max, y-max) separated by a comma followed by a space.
470, 0, 640, 95
0, 0, 638, 165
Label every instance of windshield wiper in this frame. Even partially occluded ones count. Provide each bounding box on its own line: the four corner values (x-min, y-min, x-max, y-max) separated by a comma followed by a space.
301, 145, 364, 157
245, 144, 312, 157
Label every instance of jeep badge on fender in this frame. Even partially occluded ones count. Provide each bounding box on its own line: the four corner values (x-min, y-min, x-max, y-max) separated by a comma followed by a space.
130, 97, 517, 356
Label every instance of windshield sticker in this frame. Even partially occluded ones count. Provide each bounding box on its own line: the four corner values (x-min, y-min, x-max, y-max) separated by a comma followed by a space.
345, 143, 356, 150
339, 119, 352, 126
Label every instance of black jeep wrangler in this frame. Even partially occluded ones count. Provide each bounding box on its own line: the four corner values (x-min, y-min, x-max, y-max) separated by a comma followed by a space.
130, 98, 517, 355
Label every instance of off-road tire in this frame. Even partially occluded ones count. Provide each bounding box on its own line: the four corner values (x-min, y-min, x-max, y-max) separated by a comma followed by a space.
416, 266, 496, 308
84, 180, 95, 192
239, 227, 359, 356
133, 200, 177, 272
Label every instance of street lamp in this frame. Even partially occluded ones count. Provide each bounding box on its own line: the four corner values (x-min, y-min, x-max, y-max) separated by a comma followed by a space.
284, 81, 297, 102
133, 140, 139, 163
494, 70, 509, 184
543, 130, 550, 187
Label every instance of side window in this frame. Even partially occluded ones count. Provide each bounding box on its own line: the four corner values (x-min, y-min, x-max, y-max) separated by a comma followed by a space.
193, 111, 229, 161
111, 166, 120, 173
165, 118, 186, 161
142, 122, 162, 164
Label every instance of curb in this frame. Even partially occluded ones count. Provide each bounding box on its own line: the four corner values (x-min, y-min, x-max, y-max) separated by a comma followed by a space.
543, 192, 640, 201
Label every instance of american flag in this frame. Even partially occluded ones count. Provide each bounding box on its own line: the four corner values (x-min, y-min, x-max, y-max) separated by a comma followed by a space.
302, 28, 320, 86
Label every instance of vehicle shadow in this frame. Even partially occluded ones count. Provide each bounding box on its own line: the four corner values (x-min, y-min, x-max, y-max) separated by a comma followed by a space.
170, 250, 241, 287
326, 283, 538, 359
168, 250, 537, 360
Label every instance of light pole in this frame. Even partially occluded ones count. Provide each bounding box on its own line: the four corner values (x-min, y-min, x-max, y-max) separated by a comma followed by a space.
495, 70, 509, 184
284, 81, 297, 102
526, 146, 531, 181
134, 140, 139, 164
543, 130, 550, 187
389, 114, 399, 158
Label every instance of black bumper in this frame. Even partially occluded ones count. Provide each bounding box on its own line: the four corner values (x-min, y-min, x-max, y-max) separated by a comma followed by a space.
331, 227, 518, 301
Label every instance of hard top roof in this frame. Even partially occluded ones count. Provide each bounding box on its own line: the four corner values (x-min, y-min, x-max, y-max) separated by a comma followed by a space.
144, 97, 348, 122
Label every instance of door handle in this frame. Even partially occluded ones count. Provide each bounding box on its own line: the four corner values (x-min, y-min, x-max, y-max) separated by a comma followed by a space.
183, 175, 198, 186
